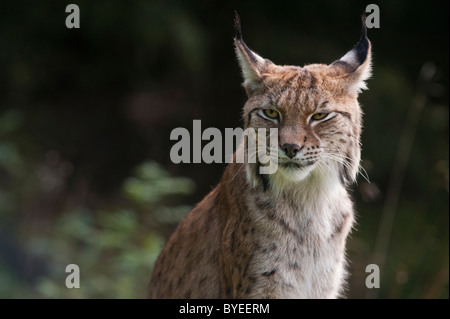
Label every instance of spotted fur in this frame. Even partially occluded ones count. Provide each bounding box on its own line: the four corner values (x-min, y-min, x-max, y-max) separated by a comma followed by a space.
149, 14, 372, 299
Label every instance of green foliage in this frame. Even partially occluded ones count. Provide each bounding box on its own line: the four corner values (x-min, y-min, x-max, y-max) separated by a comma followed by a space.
33, 208, 160, 298
124, 161, 195, 205
0, 161, 194, 298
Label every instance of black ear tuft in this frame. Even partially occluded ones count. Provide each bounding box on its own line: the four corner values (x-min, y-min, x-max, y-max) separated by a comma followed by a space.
360, 15, 368, 39
233, 11, 258, 64
233, 11, 272, 96
354, 15, 369, 65
328, 16, 372, 95
330, 16, 371, 74
234, 10, 242, 40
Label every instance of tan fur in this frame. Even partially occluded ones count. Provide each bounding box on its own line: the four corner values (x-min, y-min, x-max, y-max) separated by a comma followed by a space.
149, 19, 371, 299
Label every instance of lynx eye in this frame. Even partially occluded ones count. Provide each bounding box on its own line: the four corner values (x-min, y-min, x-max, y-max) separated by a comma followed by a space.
311, 113, 328, 121
262, 109, 279, 119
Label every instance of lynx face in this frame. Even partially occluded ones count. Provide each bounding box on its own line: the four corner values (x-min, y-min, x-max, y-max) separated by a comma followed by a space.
235, 15, 371, 189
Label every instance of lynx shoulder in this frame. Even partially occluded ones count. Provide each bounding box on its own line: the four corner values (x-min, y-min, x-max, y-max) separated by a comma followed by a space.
149, 14, 372, 299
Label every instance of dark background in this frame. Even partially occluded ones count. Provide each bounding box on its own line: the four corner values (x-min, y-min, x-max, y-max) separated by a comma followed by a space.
0, 0, 448, 298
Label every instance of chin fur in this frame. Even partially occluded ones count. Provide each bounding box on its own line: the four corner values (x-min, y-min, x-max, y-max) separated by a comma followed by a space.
274, 164, 315, 183
246, 160, 343, 197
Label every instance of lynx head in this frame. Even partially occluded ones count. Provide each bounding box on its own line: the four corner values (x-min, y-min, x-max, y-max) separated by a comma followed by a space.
234, 13, 371, 190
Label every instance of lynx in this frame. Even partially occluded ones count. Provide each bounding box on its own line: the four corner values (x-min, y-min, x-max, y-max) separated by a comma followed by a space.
149, 13, 372, 299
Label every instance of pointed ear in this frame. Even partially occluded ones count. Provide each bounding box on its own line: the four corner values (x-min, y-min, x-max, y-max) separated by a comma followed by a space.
234, 12, 272, 96
329, 16, 372, 96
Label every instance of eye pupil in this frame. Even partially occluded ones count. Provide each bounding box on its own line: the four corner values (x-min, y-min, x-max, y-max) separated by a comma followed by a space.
313, 113, 327, 120
263, 109, 278, 119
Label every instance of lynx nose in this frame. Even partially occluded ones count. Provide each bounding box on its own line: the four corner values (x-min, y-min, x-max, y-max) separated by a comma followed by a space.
282, 143, 301, 159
